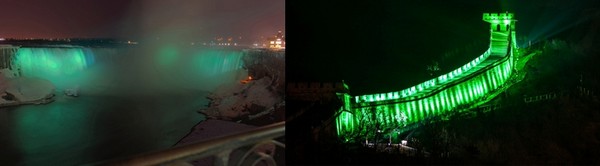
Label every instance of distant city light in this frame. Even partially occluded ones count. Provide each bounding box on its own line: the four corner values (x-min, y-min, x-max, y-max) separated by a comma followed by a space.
267, 30, 285, 49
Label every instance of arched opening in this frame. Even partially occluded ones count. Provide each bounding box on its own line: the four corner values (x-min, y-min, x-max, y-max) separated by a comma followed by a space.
506, 24, 510, 31
496, 24, 501, 31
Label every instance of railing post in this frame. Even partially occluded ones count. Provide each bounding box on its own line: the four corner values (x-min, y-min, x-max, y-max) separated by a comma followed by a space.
214, 149, 233, 166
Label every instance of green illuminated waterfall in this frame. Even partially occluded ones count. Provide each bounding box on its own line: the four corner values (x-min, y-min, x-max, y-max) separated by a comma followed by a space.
11, 46, 245, 93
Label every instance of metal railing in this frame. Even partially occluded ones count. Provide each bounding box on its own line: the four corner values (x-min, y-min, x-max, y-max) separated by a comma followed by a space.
97, 121, 285, 166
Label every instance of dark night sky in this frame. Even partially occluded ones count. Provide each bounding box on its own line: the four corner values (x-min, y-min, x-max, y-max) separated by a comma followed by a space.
288, 0, 599, 95
0, 0, 284, 41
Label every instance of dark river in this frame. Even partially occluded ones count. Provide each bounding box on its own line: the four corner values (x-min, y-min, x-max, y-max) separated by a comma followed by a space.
0, 92, 208, 165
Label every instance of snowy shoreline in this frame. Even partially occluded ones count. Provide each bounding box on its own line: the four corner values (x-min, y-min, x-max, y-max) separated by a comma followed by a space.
198, 76, 283, 121
197, 50, 285, 123
1, 69, 56, 108
176, 50, 285, 150
0, 95, 55, 107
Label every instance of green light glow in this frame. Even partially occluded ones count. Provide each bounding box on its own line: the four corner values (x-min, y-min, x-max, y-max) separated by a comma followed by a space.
417, 99, 423, 120
14, 47, 93, 89
458, 85, 464, 104
425, 98, 432, 117
409, 101, 415, 122
440, 91, 447, 109
449, 90, 456, 108
434, 95, 440, 112
190, 49, 244, 76
468, 82, 474, 100
157, 44, 179, 67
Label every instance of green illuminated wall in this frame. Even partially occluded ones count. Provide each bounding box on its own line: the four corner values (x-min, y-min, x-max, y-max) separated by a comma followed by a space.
339, 57, 513, 131
336, 13, 518, 141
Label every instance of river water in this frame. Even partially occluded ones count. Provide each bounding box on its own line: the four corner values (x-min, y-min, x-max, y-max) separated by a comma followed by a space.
0, 93, 207, 165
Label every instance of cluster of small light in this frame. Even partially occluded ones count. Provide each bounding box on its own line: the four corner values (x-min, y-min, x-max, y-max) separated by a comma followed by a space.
338, 13, 517, 141
218, 43, 237, 46
269, 38, 285, 49
0, 38, 75, 42
202, 42, 239, 46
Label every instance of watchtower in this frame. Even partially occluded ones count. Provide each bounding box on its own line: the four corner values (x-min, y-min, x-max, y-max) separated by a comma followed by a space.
483, 12, 516, 32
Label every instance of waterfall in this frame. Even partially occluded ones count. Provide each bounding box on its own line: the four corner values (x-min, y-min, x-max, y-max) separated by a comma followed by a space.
13, 47, 100, 91
0, 46, 19, 71
11, 46, 246, 95
149, 48, 246, 93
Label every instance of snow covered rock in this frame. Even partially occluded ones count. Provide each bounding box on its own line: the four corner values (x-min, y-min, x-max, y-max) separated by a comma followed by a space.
5, 77, 55, 103
64, 86, 80, 97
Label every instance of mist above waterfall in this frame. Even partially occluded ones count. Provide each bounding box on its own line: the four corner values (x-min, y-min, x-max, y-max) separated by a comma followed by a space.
14, 46, 246, 96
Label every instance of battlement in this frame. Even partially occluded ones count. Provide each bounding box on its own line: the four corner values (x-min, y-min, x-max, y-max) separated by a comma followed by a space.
483, 12, 514, 22
483, 12, 516, 32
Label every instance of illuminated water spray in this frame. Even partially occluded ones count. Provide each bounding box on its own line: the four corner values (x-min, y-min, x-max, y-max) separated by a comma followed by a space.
12, 46, 246, 94
13, 47, 95, 90
336, 13, 518, 142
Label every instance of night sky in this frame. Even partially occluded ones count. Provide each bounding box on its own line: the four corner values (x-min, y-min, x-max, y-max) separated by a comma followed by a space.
288, 0, 599, 95
0, 0, 285, 41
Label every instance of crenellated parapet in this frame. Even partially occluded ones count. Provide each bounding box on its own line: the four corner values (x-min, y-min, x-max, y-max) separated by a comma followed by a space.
482, 13, 514, 22
483, 12, 516, 32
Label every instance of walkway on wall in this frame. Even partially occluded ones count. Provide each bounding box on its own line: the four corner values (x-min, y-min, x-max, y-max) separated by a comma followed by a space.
355, 30, 511, 108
